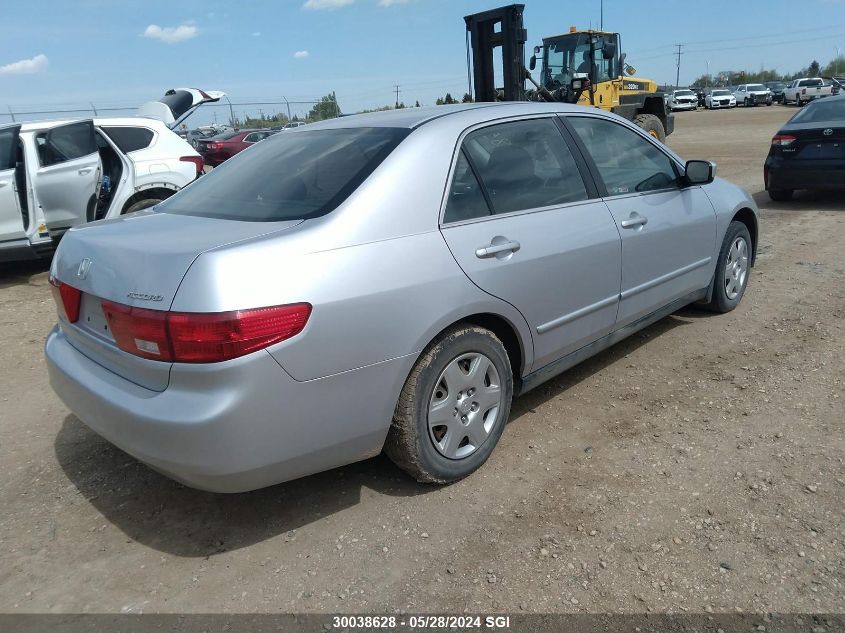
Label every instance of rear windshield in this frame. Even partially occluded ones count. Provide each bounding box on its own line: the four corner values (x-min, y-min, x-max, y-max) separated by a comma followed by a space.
158, 127, 410, 222
789, 98, 845, 123
209, 130, 240, 140
799, 79, 823, 87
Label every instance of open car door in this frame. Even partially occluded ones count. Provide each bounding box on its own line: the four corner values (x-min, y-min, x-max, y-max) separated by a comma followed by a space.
0, 124, 26, 247
32, 120, 101, 233
137, 88, 226, 130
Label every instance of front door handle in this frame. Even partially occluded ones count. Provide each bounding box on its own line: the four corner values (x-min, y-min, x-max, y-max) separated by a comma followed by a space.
620, 212, 648, 229
78, 168, 93, 175
475, 239, 521, 259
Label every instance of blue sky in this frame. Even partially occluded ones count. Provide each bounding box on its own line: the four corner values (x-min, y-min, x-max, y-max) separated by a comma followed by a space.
1, 0, 843, 125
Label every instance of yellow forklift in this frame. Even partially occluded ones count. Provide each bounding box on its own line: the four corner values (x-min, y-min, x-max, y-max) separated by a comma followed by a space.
465, 4, 673, 141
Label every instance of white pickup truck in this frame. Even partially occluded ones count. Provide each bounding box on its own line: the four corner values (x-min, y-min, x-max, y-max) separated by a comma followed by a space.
783, 78, 834, 106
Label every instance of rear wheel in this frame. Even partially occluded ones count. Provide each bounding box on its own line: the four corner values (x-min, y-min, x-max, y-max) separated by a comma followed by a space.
768, 188, 793, 202
123, 198, 163, 214
633, 114, 666, 142
702, 221, 752, 313
384, 324, 513, 484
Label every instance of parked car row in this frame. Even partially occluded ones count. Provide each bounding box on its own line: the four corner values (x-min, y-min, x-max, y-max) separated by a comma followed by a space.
1, 88, 222, 263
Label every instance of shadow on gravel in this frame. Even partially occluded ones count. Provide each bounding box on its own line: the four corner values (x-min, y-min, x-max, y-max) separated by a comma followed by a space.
55, 416, 433, 557
55, 312, 692, 557
753, 190, 845, 212
0, 257, 51, 290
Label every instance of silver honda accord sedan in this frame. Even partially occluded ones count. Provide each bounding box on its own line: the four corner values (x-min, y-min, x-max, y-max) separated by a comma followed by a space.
45, 103, 759, 492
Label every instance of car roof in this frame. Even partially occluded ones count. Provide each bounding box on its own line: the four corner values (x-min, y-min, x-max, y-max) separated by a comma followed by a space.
14, 116, 170, 133
299, 102, 625, 131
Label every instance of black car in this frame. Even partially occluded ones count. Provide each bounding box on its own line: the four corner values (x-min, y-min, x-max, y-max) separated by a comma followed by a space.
765, 95, 845, 201
764, 81, 786, 103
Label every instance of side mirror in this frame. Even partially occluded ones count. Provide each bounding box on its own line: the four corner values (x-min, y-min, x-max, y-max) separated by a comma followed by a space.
529, 55, 537, 71
625, 64, 637, 76
685, 160, 716, 185
601, 40, 617, 60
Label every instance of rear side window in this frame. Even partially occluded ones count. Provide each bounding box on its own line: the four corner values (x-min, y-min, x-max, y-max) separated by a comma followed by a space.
158, 127, 409, 222
459, 118, 588, 216
443, 151, 490, 223
102, 126, 155, 153
35, 121, 97, 167
569, 117, 678, 196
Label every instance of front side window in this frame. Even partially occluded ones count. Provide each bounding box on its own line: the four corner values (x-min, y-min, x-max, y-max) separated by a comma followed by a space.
569, 117, 678, 196
35, 121, 97, 167
157, 127, 409, 222
458, 118, 588, 216
0, 127, 17, 171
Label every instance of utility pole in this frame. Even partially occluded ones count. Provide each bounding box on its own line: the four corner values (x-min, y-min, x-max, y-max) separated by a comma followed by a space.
674, 44, 683, 89
600, 0, 603, 30
393, 84, 401, 109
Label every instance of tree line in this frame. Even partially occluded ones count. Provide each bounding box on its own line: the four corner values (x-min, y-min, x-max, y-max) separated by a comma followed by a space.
691, 56, 845, 87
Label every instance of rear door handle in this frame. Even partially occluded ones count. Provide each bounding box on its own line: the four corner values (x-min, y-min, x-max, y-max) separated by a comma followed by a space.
620, 213, 648, 229
78, 168, 93, 175
475, 239, 521, 259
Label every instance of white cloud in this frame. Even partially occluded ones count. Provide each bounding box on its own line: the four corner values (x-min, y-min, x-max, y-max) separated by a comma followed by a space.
303, 0, 353, 9
252, 31, 261, 37
0, 54, 48, 75
142, 23, 198, 44
294, 50, 310, 59
378, 0, 410, 5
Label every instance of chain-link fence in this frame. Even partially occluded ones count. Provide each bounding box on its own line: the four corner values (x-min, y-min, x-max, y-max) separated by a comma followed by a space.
1, 98, 335, 128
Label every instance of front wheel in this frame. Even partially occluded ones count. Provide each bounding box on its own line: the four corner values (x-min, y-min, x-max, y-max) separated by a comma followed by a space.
384, 325, 513, 484
633, 113, 666, 142
123, 198, 163, 214
701, 221, 752, 313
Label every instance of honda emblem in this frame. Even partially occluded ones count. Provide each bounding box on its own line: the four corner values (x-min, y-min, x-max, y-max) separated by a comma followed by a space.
77, 258, 92, 280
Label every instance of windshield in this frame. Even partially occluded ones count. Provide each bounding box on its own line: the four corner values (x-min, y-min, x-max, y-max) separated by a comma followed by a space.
768, 83, 785, 90
158, 127, 410, 222
675, 90, 694, 96
712, 90, 731, 96
543, 32, 617, 88
747, 84, 767, 91
789, 98, 845, 123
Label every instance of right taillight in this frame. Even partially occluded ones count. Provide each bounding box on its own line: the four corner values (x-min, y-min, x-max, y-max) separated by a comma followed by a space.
100, 301, 311, 363
771, 134, 797, 147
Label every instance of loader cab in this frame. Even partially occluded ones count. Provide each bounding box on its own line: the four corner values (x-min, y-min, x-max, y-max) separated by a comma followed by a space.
534, 30, 621, 94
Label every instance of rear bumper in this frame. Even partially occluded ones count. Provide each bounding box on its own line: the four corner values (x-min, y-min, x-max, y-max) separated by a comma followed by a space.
45, 326, 408, 492
765, 156, 845, 191
0, 238, 53, 263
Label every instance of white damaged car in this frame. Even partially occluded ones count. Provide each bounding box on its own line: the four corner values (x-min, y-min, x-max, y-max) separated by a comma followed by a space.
0, 88, 223, 263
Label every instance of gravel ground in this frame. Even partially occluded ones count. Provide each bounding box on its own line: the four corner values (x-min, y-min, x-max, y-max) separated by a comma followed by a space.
0, 104, 842, 617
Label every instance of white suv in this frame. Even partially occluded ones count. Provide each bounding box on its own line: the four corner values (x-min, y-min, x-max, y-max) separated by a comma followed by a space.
0, 88, 222, 263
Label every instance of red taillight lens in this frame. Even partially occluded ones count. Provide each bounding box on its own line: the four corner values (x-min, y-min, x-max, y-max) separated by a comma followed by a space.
168, 304, 312, 362
100, 301, 311, 363
180, 155, 204, 178
771, 134, 797, 147
102, 301, 172, 361
49, 275, 81, 323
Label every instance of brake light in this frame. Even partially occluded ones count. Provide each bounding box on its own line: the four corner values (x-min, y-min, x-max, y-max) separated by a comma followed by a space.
208, 142, 221, 150
49, 275, 81, 323
100, 301, 311, 363
180, 155, 204, 178
771, 134, 797, 147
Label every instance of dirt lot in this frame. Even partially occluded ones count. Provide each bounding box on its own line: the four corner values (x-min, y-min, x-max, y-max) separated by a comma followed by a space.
1, 105, 843, 618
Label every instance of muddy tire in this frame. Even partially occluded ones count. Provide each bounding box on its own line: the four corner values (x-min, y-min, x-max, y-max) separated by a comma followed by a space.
384, 324, 513, 484
633, 114, 666, 142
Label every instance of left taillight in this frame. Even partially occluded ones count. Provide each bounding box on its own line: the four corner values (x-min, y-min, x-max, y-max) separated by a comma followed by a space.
49, 275, 81, 323
180, 155, 204, 178
771, 134, 797, 147
100, 301, 312, 363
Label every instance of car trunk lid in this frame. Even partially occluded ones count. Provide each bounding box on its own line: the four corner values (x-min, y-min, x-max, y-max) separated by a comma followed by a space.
137, 88, 226, 130
51, 211, 302, 391
782, 122, 845, 160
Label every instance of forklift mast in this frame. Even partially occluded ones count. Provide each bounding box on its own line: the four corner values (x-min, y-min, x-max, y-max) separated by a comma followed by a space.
464, 4, 527, 102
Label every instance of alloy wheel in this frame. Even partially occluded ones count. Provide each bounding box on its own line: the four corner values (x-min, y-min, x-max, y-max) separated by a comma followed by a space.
724, 237, 749, 300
